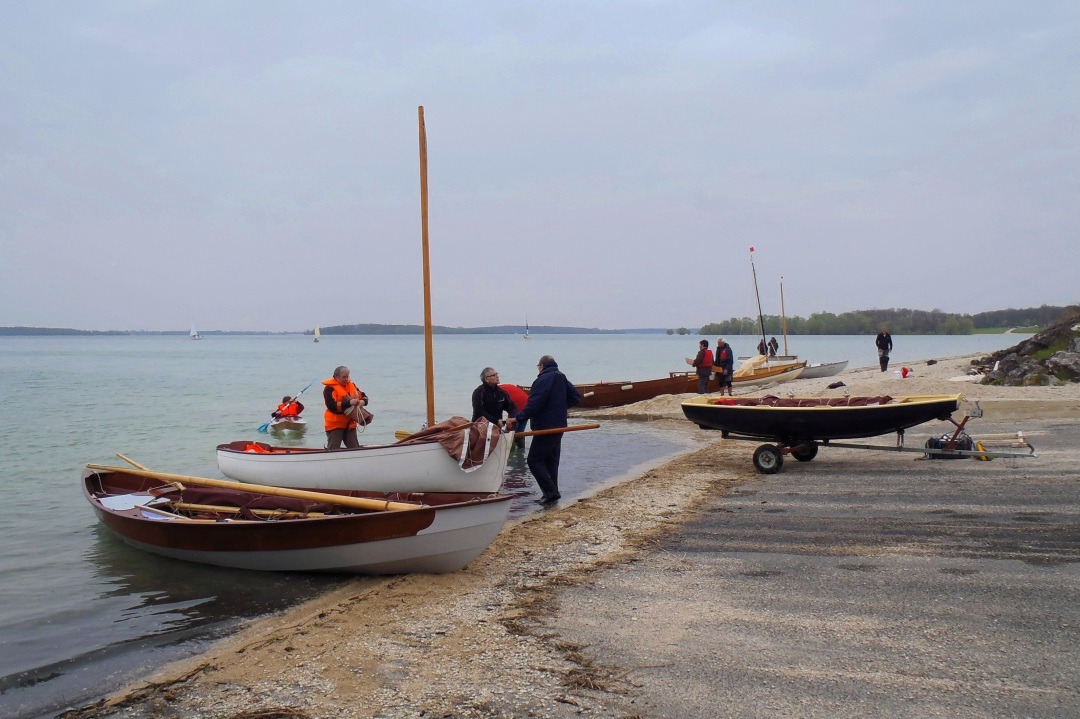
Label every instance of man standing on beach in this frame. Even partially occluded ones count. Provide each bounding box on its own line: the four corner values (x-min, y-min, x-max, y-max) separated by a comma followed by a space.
688, 339, 714, 393
515, 355, 581, 505
876, 328, 893, 372
714, 338, 734, 396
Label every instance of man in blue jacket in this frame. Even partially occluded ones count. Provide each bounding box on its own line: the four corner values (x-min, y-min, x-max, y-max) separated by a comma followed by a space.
515, 355, 581, 505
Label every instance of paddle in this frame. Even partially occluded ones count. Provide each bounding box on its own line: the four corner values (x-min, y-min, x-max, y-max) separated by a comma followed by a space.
258, 379, 316, 433
514, 423, 600, 438
85, 463, 418, 512
392, 422, 601, 441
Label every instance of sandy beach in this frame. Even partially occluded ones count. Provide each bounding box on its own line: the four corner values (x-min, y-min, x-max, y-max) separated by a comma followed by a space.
72, 354, 1080, 719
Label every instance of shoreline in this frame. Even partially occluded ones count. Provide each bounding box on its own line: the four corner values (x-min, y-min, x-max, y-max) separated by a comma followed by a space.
71, 353, 1079, 718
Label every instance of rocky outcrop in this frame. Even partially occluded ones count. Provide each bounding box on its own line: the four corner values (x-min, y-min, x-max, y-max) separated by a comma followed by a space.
975, 309, 1080, 386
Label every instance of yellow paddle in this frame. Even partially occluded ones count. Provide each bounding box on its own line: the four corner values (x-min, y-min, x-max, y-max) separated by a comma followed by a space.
86, 464, 417, 512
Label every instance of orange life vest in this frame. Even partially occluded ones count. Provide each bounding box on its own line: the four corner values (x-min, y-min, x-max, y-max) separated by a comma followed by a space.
322, 377, 362, 431
277, 402, 301, 417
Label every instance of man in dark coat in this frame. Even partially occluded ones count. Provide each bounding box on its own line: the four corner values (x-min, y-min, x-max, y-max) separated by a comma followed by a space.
515, 355, 581, 505
471, 367, 515, 424
875, 328, 893, 372
714, 338, 735, 396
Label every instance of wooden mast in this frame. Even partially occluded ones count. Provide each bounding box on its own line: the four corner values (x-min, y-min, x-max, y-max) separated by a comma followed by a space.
749, 247, 767, 355
780, 276, 788, 356
418, 106, 435, 426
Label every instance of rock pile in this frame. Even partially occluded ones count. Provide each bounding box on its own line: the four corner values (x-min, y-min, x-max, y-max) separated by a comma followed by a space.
975, 309, 1080, 386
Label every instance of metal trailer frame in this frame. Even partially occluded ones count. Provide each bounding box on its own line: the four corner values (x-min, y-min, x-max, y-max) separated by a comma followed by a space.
723, 402, 1037, 474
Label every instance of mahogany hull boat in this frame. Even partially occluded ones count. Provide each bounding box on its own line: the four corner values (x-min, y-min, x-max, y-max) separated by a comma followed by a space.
681, 394, 962, 443
518, 362, 807, 410
83, 469, 511, 574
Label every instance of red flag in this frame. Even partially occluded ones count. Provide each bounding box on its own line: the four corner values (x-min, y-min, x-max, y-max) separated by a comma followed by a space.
749, 246, 755, 252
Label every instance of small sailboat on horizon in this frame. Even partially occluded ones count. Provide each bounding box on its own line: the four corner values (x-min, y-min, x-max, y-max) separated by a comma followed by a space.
189, 323, 202, 340
523, 317, 530, 340
313, 325, 321, 343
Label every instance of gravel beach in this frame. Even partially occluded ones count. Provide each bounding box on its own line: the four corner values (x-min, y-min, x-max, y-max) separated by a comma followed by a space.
70, 355, 1080, 719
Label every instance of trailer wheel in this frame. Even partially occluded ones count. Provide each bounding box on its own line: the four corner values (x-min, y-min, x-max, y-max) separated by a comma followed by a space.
753, 444, 784, 474
791, 441, 819, 462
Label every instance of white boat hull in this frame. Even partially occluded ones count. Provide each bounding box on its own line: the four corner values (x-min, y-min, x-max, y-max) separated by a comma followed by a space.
797, 360, 849, 379
733, 364, 806, 388
269, 417, 308, 432
217, 433, 514, 494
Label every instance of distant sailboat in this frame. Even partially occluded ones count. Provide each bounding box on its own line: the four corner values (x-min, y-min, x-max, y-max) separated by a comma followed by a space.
313, 325, 321, 343
523, 317, 530, 340
189, 323, 202, 340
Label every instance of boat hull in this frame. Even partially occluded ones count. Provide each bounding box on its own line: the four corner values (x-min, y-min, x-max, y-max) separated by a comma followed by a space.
526, 362, 807, 410
216, 433, 513, 494
682, 394, 961, 443
797, 360, 849, 379
269, 417, 307, 432
83, 470, 511, 574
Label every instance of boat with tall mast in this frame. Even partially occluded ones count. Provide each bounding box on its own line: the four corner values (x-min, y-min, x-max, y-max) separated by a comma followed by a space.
189, 322, 202, 340
313, 325, 321, 343
216, 107, 513, 493
523, 316, 530, 339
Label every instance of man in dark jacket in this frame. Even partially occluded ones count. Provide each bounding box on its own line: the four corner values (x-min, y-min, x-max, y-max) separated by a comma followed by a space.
471, 367, 516, 424
714, 338, 735, 396
875, 328, 893, 372
515, 355, 581, 505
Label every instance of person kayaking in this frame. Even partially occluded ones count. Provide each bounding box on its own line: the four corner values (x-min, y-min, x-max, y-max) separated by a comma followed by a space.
272, 395, 304, 419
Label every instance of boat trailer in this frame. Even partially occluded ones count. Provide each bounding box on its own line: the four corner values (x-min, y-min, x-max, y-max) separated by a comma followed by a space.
723, 402, 1037, 474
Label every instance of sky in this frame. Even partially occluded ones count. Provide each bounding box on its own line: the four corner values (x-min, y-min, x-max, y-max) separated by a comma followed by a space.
1, 1, 1077, 332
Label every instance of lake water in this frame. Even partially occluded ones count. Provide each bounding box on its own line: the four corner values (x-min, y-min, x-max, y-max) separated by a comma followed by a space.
0, 332, 1025, 718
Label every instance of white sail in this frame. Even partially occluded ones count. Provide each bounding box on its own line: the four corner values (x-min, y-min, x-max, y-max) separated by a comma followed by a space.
314, 325, 321, 343
189, 323, 202, 340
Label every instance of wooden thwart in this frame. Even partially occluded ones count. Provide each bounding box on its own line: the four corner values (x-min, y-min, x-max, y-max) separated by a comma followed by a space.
86, 464, 417, 512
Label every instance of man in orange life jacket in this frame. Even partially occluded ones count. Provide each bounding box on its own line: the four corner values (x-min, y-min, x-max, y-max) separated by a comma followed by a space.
690, 339, 714, 394
272, 396, 304, 419
322, 365, 369, 449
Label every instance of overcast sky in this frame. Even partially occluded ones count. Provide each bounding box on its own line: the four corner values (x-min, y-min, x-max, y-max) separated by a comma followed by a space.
1, 1, 1077, 332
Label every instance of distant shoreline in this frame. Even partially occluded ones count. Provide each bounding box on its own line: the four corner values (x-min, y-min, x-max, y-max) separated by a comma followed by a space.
0, 326, 667, 337
0, 325, 1032, 337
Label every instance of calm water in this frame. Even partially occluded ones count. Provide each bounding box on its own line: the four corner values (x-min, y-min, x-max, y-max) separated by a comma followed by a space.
0, 332, 1024, 718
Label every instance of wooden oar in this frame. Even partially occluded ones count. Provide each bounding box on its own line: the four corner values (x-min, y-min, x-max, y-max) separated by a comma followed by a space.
85, 464, 417, 512
514, 423, 600, 438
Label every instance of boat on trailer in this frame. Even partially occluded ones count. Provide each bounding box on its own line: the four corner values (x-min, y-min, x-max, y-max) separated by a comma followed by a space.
83, 467, 511, 574
682, 393, 1035, 473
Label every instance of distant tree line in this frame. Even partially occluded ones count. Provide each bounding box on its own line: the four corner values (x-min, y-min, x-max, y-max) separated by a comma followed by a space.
317, 324, 653, 335
698, 305, 1076, 336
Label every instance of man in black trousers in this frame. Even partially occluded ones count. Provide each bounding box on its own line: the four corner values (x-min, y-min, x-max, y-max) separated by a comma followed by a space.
514, 355, 581, 505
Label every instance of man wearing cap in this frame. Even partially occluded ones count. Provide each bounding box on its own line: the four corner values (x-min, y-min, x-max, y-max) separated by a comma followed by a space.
515, 355, 581, 505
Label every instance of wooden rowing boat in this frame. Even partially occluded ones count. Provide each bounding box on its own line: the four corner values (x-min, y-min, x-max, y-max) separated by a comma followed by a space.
83, 468, 511, 574
217, 417, 513, 493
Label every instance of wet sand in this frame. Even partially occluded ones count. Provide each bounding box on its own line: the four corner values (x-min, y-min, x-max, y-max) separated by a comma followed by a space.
72, 355, 1080, 719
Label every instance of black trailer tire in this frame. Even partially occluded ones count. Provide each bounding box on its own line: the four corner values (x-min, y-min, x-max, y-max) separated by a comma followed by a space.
791, 441, 819, 462
753, 444, 784, 474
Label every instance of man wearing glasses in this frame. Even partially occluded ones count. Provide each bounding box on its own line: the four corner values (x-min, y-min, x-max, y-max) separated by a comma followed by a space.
471, 367, 517, 426
515, 355, 581, 505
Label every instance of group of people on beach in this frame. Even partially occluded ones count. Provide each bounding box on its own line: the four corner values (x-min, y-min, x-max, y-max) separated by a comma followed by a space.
690, 337, 735, 395
270, 357, 580, 506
